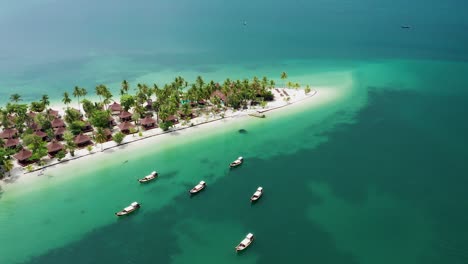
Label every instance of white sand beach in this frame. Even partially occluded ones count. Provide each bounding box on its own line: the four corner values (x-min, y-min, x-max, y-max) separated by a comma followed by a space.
0, 86, 342, 190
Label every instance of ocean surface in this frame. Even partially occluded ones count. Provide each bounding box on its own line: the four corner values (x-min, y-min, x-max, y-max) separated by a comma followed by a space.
1, 0, 468, 263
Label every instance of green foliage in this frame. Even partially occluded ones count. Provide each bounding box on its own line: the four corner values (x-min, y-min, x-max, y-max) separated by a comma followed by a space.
120, 94, 135, 111
63, 131, 76, 156
305, 85, 311, 94
112, 132, 125, 144
10, 93, 22, 103
90, 110, 110, 129
86, 145, 93, 153
56, 150, 66, 161
260, 101, 268, 108
35, 113, 52, 131
30, 101, 46, 112
81, 99, 97, 117
25, 134, 47, 161
64, 108, 81, 124
159, 121, 172, 131
69, 120, 85, 135
26, 164, 33, 172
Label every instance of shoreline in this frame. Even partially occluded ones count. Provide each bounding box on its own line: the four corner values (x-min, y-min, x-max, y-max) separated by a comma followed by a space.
0, 87, 323, 189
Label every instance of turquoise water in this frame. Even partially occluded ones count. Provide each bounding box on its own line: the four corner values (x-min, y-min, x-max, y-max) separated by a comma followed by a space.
1, 0, 468, 263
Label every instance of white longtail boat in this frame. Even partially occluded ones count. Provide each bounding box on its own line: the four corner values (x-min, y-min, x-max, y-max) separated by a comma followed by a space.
250, 187, 263, 202
230, 157, 244, 168
235, 233, 254, 252
138, 171, 158, 183
189, 181, 206, 194
115, 202, 140, 216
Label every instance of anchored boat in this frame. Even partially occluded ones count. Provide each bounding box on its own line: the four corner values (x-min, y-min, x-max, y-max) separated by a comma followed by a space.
235, 233, 254, 252
115, 202, 140, 216
138, 171, 158, 183
230, 157, 244, 168
250, 187, 263, 202
189, 181, 206, 194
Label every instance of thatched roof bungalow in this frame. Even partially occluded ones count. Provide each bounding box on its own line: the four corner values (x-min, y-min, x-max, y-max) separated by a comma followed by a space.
119, 111, 132, 122
0, 128, 18, 139
47, 140, 64, 157
140, 116, 157, 130
54, 127, 66, 141
109, 102, 122, 115
118, 121, 136, 134
14, 148, 33, 166
74, 133, 92, 148
4, 138, 19, 148
51, 118, 66, 128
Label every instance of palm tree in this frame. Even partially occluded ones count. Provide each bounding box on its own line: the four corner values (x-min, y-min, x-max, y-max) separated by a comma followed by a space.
62, 92, 71, 107
121, 80, 129, 95
41, 94, 50, 107
10, 93, 21, 103
3, 159, 13, 177
73, 86, 81, 110
95, 127, 107, 152
95, 85, 105, 104
196, 76, 204, 89
280, 72, 288, 88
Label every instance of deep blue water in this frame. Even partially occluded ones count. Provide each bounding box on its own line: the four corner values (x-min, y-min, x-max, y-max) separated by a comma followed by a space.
1, 0, 468, 102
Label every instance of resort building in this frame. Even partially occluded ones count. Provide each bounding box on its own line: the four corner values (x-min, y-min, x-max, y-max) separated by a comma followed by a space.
14, 148, 33, 166
47, 140, 64, 157
74, 133, 92, 148
109, 102, 122, 115
140, 116, 157, 130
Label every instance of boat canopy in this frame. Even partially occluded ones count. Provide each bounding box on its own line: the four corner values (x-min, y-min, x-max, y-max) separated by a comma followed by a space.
124, 206, 134, 211
257, 187, 263, 191
240, 238, 250, 245
200, 181, 206, 184
247, 233, 254, 238
238, 157, 243, 160
151, 171, 156, 174
131, 202, 139, 206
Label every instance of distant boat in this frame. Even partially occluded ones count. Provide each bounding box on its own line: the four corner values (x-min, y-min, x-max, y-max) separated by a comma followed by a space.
138, 171, 158, 183
235, 233, 254, 252
243, 21, 247, 26
250, 187, 263, 202
190, 181, 206, 194
115, 202, 140, 216
238, 129, 248, 134
401, 25, 411, 29
230, 157, 244, 168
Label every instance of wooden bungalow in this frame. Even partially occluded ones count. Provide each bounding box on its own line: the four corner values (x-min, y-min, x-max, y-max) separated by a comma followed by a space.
109, 102, 122, 115
178, 110, 196, 120
145, 99, 153, 111
54, 127, 66, 141
29, 122, 42, 132
140, 116, 157, 130
51, 118, 66, 128
108, 116, 117, 127
165, 115, 179, 125
0, 128, 18, 139
7, 115, 16, 128
34, 130, 48, 141
46, 109, 60, 118
27, 111, 37, 119
74, 133, 92, 148
82, 121, 93, 133
119, 111, 132, 122
47, 140, 64, 157
103, 128, 113, 141
118, 121, 136, 134
14, 148, 33, 166
211, 90, 227, 103
4, 138, 20, 148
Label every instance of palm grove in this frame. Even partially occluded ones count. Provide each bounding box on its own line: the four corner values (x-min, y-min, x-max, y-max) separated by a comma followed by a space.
0, 75, 279, 178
